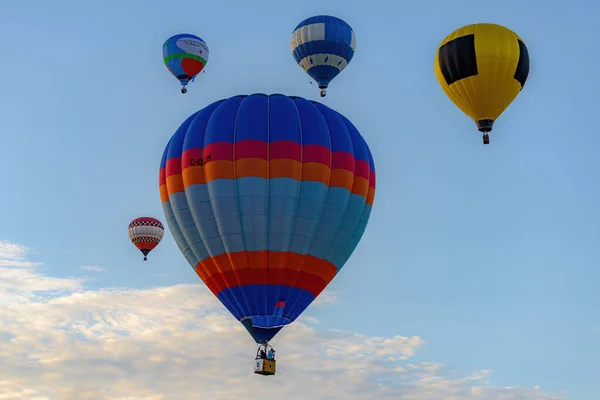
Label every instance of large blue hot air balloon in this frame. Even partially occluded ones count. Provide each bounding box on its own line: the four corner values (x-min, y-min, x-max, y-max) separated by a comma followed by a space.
290, 16, 356, 97
159, 94, 376, 375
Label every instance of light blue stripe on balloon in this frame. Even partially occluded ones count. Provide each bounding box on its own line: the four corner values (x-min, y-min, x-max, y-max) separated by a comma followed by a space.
237, 177, 267, 253
268, 178, 299, 253
169, 191, 212, 262
337, 204, 372, 272
350, 204, 372, 248
323, 193, 367, 268
184, 184, 214, 259
185, 183, 224, 257
180, 179, 365, 260
171, 190, 212, 262
185, 183, 210, 203
306, 187, 351, 260
268, 177, 299, 197
288, 181, 329, 254
162, 200, 199, 268
205, 180, 246, 255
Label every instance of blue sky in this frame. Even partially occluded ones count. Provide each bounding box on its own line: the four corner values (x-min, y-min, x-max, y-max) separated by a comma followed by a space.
0, 0, 598, 398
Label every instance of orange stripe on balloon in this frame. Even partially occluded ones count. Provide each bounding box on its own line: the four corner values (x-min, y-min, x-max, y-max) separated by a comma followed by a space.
235, 159, 268, 178
366, 187, 375, 206
269, 159, 301, 180
200, 250, 248, 294
194, 265, 220, 296
329, 169, 354, 190
166, 175, 184, 196
204, 266, 329, 297
201, 159, 338, 184
352, 176, 369, 198
301, 163, 330, 185
192, 251, 337, 296
176, 159, 369, 194
160, 184, 169, 203
205, 160, 235, 180
182, 165, 206, 187
196, 250, 337, 287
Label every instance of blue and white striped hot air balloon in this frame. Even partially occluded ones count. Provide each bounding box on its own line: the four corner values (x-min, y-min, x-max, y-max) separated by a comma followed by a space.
290, 15, 356, 97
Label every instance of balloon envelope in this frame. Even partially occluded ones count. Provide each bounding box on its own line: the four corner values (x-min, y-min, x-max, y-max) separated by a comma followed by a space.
159, 94, 376, 343
162, 34, 209, 91
290, 16, 355, 92
128, 217, 164, 260
434, 23, 530, 133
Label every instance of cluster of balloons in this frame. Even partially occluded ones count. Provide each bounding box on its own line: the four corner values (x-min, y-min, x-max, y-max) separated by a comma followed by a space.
128, 17, 530, 374
159, 15, 356, 98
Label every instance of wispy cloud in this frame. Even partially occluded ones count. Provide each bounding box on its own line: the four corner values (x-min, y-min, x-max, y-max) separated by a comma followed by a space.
0, 240, 82, 306
0, 240, 570, 400
0, 240, 41, 268
80, 265, 104, 272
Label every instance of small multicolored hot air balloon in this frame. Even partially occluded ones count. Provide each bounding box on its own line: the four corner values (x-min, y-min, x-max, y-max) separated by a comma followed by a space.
159, 93, 376, 375
128, 217, 164, 261
434, 23, 530, 144
291, 15, 356, 97
162, 34, 209, 94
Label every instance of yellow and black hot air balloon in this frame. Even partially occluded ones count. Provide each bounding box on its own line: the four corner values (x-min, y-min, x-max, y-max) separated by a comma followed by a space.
434, 23, 530, 144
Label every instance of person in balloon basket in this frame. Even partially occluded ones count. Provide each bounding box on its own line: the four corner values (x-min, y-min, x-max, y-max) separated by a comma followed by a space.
257, 345, 275, 361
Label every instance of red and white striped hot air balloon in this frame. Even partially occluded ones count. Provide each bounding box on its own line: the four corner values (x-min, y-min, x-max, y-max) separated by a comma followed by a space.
128, 217, 164, 261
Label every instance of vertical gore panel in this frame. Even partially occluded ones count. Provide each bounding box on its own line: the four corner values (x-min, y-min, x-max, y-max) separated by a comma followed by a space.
514, 39, 530, 89
438, 34, 478, 85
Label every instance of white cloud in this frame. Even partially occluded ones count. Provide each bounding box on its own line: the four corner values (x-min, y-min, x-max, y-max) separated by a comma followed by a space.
80, 265, 104, 272
0, 241, 570, 400
0, 240, 41, 268
0, 240, 82, 306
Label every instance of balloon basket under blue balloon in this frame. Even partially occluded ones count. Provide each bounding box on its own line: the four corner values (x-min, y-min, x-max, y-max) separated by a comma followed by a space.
254, 358, 276, 376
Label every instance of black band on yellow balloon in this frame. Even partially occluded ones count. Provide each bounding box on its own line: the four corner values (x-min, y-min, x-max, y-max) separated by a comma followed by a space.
514, 40, 529, 89
438, 34, 529, 90
438, 34, 478, 85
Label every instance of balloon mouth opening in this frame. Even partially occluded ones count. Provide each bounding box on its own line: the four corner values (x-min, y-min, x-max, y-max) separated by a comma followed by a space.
177, 74, 191, 85
477, 119, 494, 133
241, 317, 289, 343
318, 84, 328, 89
